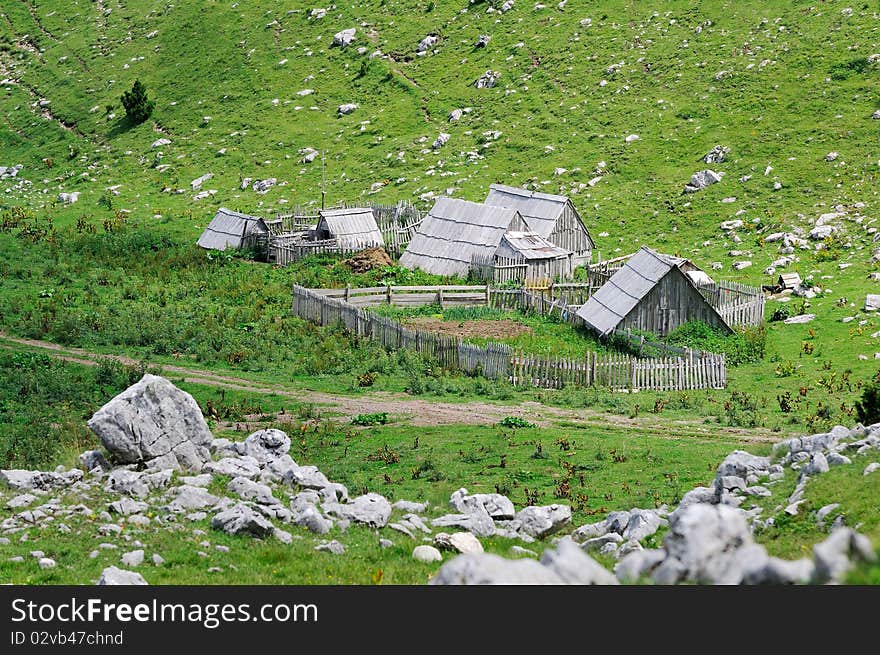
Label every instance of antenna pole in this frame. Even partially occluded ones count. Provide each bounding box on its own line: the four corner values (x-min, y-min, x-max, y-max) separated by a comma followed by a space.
321, 150, 326, 210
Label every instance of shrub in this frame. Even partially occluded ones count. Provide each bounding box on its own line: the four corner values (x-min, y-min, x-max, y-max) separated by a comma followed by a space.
498, 416, 536, 429
351, 412, 389, 426
769, 306, 791, 322
120, 79, 155, 123
855, 376, 880, 425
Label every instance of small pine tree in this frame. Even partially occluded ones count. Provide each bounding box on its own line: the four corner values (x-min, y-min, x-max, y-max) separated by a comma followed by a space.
120, 79, 154, 124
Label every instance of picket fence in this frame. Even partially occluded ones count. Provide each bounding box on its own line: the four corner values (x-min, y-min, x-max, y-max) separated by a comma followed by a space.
293, 285, 726, 391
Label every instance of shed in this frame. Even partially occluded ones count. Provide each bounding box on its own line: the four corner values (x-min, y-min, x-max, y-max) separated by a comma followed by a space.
315, 207, 384, 250
485, 183, 595, 266
399, 197, 529, 277
495, 231, 573, 281
576, 246, 731, 337
197, 208, 269, 251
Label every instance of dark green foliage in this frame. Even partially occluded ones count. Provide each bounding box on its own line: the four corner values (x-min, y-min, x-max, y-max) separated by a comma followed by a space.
769, 306, 791, 322
119, 79, 154, 123
352, 412, 389, 426
498, 416, 536, 429
855, 375, 880, 425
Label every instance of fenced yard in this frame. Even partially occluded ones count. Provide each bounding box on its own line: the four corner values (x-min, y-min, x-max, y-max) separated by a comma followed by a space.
294, 285, 726, 391
268, 201, 423, 265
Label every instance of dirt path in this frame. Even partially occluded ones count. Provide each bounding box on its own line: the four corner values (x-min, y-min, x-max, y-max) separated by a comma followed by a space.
0, 333, 783, 444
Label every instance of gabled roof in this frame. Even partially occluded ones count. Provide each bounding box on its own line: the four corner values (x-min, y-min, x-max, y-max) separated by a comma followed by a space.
576, 246, 715, 336
399, 197, 523, 277
317, 207, 384, 249
197, 208, 268, 251
485, 184, 593, 250
497, 231, 571, 261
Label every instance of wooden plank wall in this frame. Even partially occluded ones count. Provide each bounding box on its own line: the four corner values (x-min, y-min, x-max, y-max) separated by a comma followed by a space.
292, 285, 727, 391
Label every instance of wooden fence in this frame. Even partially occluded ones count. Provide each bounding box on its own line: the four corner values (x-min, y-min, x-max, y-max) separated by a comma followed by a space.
292, 285, 726, 391
696, 280, 765, 327
313, 285, 490, 309
269, 200, 422, 264
471, 254, 572, 285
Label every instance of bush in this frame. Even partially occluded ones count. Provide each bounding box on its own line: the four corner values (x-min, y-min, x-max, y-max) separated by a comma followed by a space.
769, 306, 791, 322
120, 79, 155, 123
351, 412, 389, 426
855, 376, 880, 425
665, 321, 766, 366
498, 416, 536, 429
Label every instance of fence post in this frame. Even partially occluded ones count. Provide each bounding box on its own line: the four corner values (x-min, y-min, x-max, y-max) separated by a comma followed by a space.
344, 284, 351, 303
386, 285, 392, 305
438, 287, 444, 310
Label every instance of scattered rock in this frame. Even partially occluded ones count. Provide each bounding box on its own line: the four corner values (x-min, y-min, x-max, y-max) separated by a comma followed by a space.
684, 170, 722, 193
413, 545, 443, 562
204, 456, 261, 480
1, 468, 83, 491
332, 28, 356, 48
337, 103, 359, 116
165, 485, 220, 512
78, 450, 110, 472
864, 463, 879, 476
703, 145, 730, 164
450, 489, 515, 520
88, 375, 212, 472
38, 557, 56, 569
151, 554, 165, 566
323, 493, 391, 528
783, 313, 816, 324
315, 540, 345, 555
109, 498, 148, 516
434, 532, 483, 554
812, 528, 876, 584
211, 504, 274, 538
515, 504, 571, 539
97, 566, 148, 585
417, 35, 438, 53
474, 70, 499, 89
430, 553, 564, 585
121, 550, 144, 567
539, 537, 618, 585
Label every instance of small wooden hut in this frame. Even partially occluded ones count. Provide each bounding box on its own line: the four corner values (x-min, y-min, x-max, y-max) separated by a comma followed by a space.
197, 208, 269, 252
314, 207, 384, 250
576, 246, 731, 337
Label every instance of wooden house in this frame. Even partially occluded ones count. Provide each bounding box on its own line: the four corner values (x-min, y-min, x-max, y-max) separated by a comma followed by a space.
399, 197, 530, 277
197, 208, 269, 252
484, 183, 595, 266
576, 246, 732, 337
314, 207, 384, 250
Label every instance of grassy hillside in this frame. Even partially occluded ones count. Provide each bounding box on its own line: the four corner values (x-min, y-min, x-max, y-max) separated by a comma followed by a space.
2, 1, 880, 583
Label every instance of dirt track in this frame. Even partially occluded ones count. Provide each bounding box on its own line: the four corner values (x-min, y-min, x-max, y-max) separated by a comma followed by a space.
0, 333, 783, 444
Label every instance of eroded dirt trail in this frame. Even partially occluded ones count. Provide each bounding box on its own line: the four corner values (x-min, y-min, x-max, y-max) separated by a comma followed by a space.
0, 333, 782, 444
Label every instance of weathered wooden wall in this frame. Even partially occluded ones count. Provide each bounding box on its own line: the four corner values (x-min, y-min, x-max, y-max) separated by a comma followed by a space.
550, 203, 593, 265
618, 269, 732, 336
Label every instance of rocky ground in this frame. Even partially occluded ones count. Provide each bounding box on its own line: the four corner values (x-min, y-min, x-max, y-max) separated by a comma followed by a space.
1, 374, 877, 585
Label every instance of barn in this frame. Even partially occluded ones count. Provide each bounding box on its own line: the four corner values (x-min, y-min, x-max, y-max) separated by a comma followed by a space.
484, 184, 595, 266
399, 197, 529, 277
197, 208, 269, 252
314, 207, 384, 250
576, 246, 732, 337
